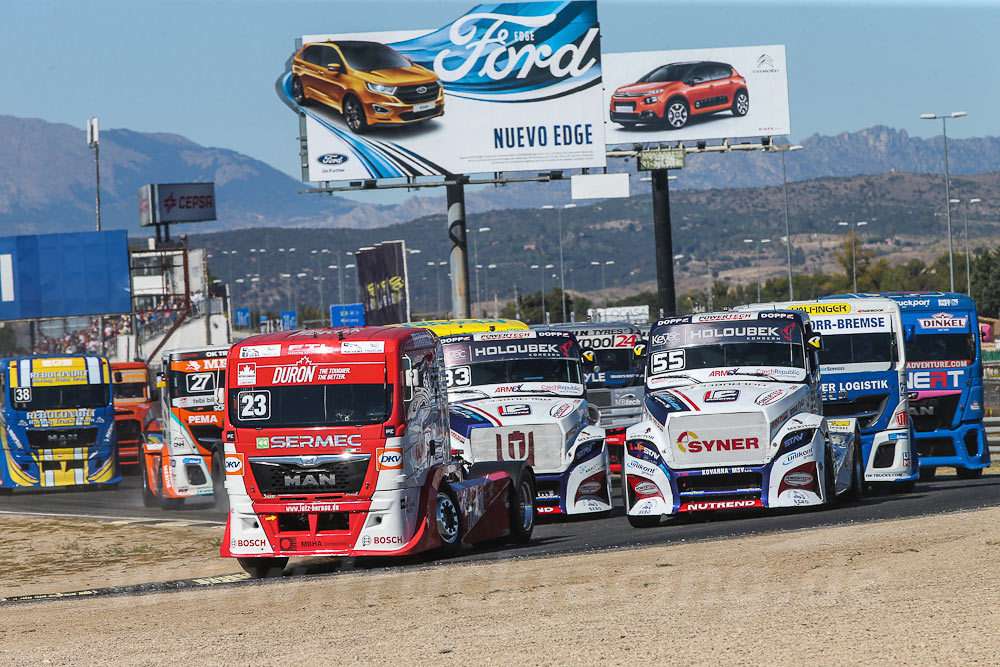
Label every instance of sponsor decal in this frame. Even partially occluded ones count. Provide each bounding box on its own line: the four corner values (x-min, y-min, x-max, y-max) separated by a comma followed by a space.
376, 448, 404, 470
317, 367, 351, 381
703, 389, 739, 403
577, 481, 603, 496
272, 363, 317, 384
256, 436, 269, 449
370, 536, 405, 545
689, 326, 782, 341
237, 363, 257, 386
783, 472, 812, 487
341, 341, 385, 354
917, 313, 968, 329
188, 413, 219, 425
755, 389, 785, 406
267, 434, 362, 448
626, 459, 658, 476
709, 368, 741, 377
634, 481, 659, 496
232, 538, 268, 548
907, 360, 968, 369
537, 506, 562, 514
225, 453, 245, 476
811, 316, 886, 332
285, 503, 339, 512
577, 333, 638, 350
907, 370, 963, 390
780, 429, 811, 451
473, 342, 566, 358
820, 379, 890, 393
791, 490, 810, 505
475, 331, 534, 340
651, 332, 681, 346
317, 153, 349, 165
679, 499, 762, 512
498, 403, 532, 417
239, 344, 282, 359
694, 313, 755, 322
938, 298, 960, 307
783, 448, 811, 465
675, 431, 760, 454
788, 302, 851, 315
287, 343, 335, 354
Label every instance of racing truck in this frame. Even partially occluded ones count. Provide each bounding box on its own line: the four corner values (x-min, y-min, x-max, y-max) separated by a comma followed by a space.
221, 327, 536, 578
549, 322, 646, 472
0, 355, 119, 492
111, 361, 158, 466
826, 292, 989, 479
623, 311, 862, 527
739, 299, 918, 489
140, 346, 229, 509
440, 329, 611, 516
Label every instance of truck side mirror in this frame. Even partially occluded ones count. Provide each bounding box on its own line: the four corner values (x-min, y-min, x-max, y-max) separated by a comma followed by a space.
215, 387, 226, 411
633, 343, 647, 358
581, 350, 596, 366
807, 333, 823, 351
113, 371, 123, 383
904, 325, 916, 342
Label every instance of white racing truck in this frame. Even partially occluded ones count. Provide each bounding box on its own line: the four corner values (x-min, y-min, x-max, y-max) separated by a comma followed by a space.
624, 311, 863, 527
440, 329, 612, 517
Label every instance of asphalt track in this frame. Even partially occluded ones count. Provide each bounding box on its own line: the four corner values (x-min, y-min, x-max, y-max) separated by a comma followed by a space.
4, 469, 1000, 578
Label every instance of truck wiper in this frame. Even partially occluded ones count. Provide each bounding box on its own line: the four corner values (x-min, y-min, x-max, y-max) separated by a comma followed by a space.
650, 373, 702, 385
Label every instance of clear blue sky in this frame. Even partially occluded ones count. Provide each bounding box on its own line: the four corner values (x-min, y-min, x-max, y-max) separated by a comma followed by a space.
3, 0, 997, 189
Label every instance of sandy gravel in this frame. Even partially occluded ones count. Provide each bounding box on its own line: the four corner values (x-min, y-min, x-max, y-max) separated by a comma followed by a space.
3, 505, 1000, 665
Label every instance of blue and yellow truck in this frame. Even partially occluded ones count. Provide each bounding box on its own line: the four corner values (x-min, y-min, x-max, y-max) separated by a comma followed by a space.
0, 355, 119, 492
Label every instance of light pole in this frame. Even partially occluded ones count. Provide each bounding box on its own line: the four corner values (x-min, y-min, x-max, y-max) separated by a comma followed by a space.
471, 226, 490, 310
950, 197, 981, 296
591, 260, 615, 309
530, 263, 554, 324
86, 117, 101, 231
837, 221, 868, 292
770, 145, 803, 299
921, 111, 967, 292
250, 248, 266, 320
543, 203, 576, 322
484, 263, 498, 317
743, 239, 771, 302
346, 262, 357, 302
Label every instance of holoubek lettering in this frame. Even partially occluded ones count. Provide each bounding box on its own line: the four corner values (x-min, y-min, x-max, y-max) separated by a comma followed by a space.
434, 12, 599, 83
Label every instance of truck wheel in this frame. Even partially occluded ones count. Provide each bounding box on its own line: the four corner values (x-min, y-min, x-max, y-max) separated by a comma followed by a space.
160, 495, 184, 510
435, 484, 462, 557
627, 513, 661, 528
141, 461, 157, 508
847, 436, 865, 502
212, 449, 229, 511
237, 557, 287, 579
0, 487, 12, 496
468, 461, 536, 543
956, 467, 983, 480
918, 467, 936, 481
822, 448, 836, 507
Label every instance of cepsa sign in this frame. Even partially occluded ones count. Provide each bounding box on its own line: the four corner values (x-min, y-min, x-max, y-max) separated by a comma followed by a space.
138, 183, 217, 226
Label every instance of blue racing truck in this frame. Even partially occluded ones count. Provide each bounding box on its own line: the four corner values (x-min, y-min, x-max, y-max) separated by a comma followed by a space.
741, 298, 918, 489
827, 292, 989, 479
0, 354, 119, 493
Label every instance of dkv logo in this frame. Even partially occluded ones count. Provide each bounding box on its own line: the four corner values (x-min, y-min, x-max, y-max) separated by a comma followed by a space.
376, 448, 403, 471
225, 453, 245, 476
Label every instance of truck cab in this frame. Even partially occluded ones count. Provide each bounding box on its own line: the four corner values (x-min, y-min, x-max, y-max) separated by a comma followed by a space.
110, 361, 157, 466
623, 311, 861, 527
0, 355, 119, 492
221, 327, 535, 578
440, 329, 611, 516
827, 292, 989, 479
140, 346, 229, 509
739, 299, 917, 488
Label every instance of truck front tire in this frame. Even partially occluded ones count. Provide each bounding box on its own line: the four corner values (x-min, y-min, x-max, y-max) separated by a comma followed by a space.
237, 557, 287, 579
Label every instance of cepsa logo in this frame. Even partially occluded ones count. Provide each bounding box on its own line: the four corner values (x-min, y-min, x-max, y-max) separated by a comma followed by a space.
376, 448, 404, 470
676, 431, 760, 453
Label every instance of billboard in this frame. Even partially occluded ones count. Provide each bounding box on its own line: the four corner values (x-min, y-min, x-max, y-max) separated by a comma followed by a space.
356, 242, 410, 326
330, 303, 365, 327
0, 230, 131, 321
603, 45, 789, 145
138, 183, 216, 226
282, 1, 606, 182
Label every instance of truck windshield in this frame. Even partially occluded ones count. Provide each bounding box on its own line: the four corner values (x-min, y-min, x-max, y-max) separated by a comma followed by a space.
586, 348, 642, 387
654, 342, 804, 373
820, 332, 894, 365
458, 359, 582, 387
12, 384, 111, 411
228, 383, 392, 428
171, 369, 223, 406
114, 382, 147, 399
906, 333, 975, 365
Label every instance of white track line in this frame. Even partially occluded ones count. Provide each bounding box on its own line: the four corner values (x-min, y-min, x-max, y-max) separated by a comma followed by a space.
0, 509, 225, 526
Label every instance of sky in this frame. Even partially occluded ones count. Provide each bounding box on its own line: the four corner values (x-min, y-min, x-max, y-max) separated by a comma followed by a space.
3, 0, 999, 199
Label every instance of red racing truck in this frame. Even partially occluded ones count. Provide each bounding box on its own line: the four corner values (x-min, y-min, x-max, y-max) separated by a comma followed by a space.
220, 327, 536, 578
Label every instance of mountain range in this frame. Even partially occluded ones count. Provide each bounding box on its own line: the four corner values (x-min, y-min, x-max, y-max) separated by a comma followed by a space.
2, 114, 999, 235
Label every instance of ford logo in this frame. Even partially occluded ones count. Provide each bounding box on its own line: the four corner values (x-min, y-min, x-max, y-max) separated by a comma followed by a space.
317, 153, 348, 165
416, 86, 427, 94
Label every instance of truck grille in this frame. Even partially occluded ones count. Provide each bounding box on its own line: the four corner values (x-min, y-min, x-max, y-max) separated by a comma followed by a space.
396, 82, 440, 104
916, 438, 954, 458
115, 419, 142, 443
189, 424, 223, 447
469, 425, 564, 472
26, 427, 99, 449
587, 389, 612, 407
824, 393, 889, 430
667, 412, 768, 469
676, 471, 762, 495
908, 394, 959, 432
249, 455, 369, 496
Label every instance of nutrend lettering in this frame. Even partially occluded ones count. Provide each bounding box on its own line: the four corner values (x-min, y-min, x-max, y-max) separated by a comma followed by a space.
676, 431, 760, 454
434, 13, 599, 82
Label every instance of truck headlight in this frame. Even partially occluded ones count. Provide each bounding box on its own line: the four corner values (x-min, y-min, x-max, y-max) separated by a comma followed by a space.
366, 82, 397, 95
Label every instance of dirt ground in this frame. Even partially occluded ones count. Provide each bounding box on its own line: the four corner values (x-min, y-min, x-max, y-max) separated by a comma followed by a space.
4, 503, 1000, 665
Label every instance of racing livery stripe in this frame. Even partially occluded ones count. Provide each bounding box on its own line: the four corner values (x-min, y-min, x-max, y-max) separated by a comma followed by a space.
671, 390, 701, 411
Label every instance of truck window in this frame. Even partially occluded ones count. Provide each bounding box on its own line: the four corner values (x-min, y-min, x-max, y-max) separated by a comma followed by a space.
465, 358, 582, 386
657, 341, 804, 372
114, 381, 148, 399
12, 384, 111, 411
906, 333, 975, 365
228, 383, 392, 428
820, 332, 894, 365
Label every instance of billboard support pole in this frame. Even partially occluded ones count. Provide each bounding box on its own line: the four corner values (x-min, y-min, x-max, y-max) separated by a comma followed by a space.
651, 169, 676, 317
446, 181, 470, 319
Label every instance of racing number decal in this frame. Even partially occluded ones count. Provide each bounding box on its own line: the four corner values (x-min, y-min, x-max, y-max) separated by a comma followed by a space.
13, 387, 31, 403
615, 334, 638, 348
186, 372, 216, 393
650, 349, 685, 374
446, 366, 472, 388
237, 390, 270, 420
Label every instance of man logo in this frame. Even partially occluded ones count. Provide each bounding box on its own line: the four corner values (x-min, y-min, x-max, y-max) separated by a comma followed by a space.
317, 153, 349, 165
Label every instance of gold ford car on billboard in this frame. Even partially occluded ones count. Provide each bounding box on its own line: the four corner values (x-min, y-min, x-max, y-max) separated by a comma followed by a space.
291, 40, 444, 133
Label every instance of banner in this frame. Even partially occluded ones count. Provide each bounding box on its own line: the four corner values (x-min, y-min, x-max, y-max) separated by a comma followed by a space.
138, 183, 216, 226
281, 310, 298, 330
603, 45, 789, 145
330, 303, 366, 327
235, 307, 251, 328
282, 1, 606, 182
356, 241, 410, 326
0, 230, 131, 321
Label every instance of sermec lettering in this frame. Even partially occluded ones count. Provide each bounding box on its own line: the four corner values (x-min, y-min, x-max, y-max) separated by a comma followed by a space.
272, 366, 316, 384
269, 434, 362, 448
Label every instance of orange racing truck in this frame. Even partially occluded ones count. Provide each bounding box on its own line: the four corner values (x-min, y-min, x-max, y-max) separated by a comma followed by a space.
220, 327, 536, 578
140, 346, 229, 509
110, 361, 157, 466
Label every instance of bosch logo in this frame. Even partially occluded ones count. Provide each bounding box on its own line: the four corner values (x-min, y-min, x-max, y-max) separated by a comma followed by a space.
372, 536, 404, 544
233, 538, 267, 548
317, 153, 349, 165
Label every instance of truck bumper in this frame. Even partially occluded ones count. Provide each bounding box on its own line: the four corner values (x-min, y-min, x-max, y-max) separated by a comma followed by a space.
862, 429, 918, 483
914, 422, 990, 470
